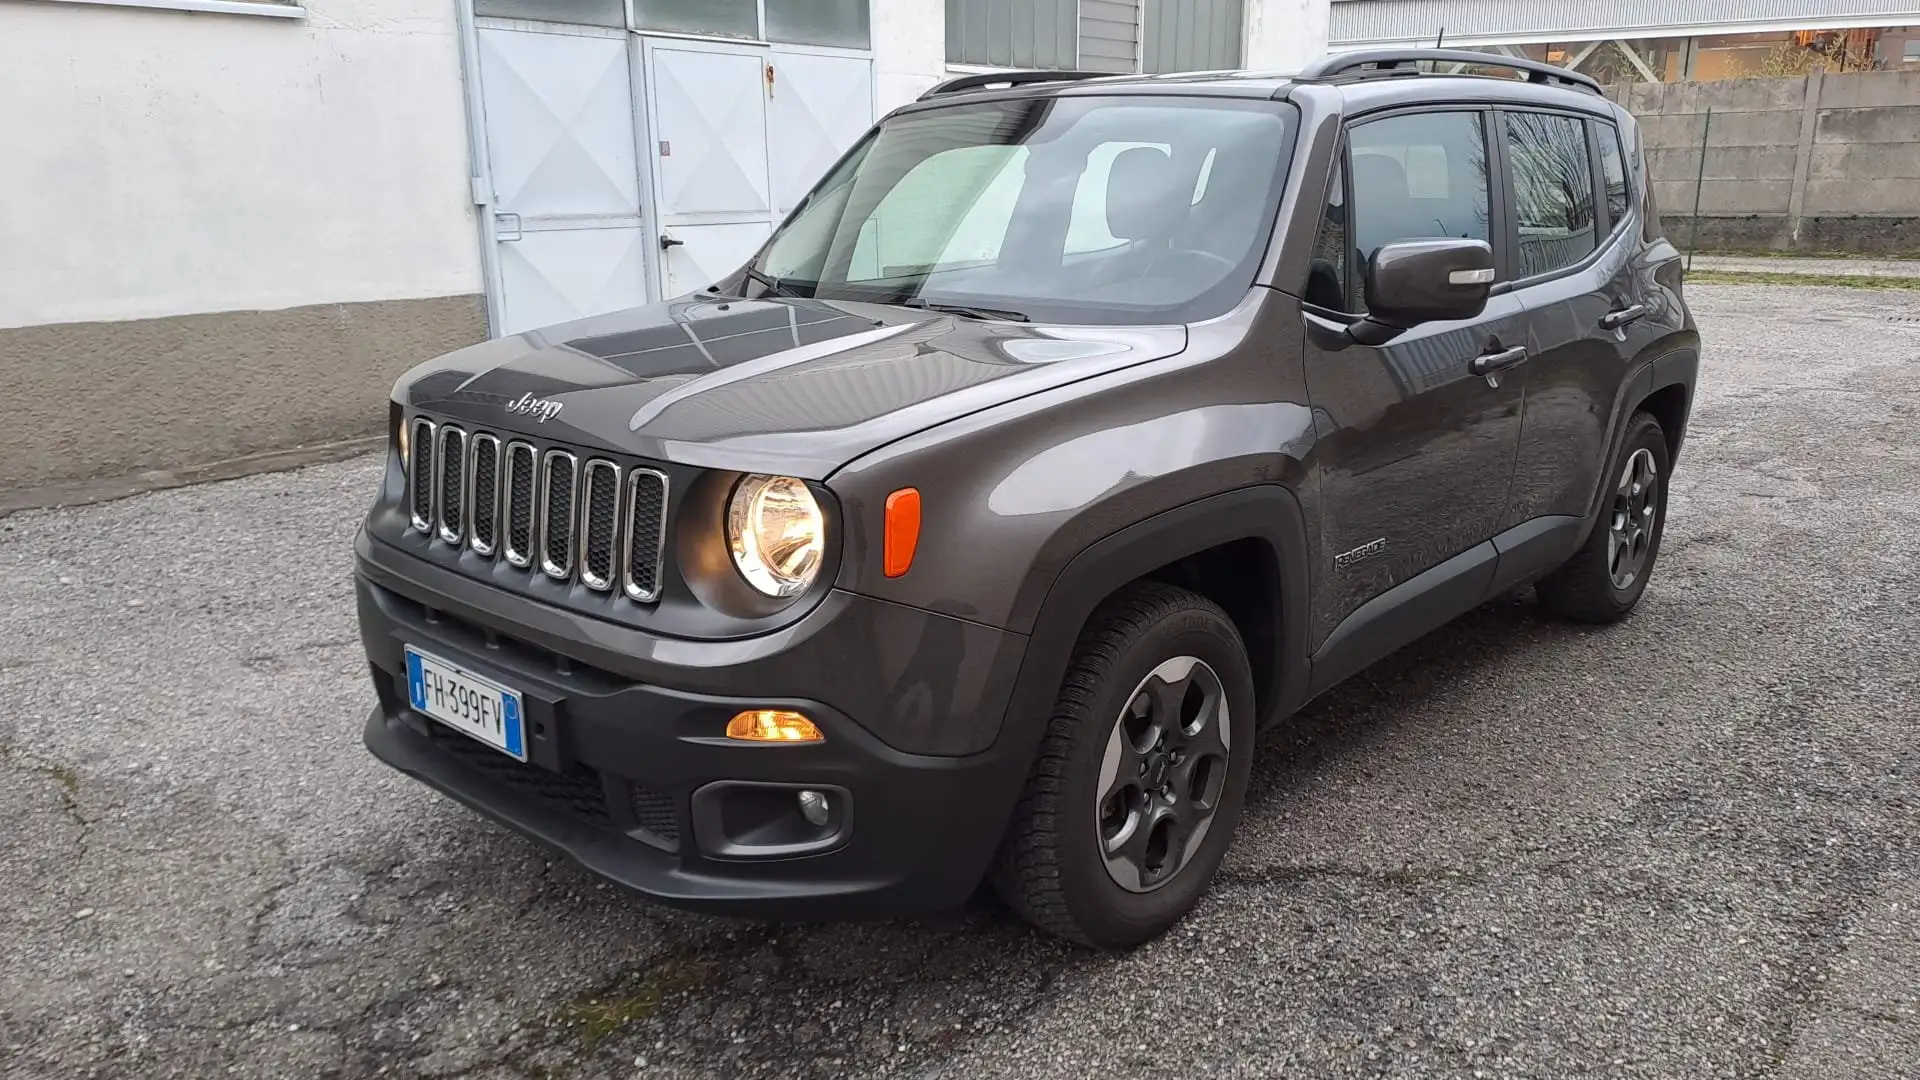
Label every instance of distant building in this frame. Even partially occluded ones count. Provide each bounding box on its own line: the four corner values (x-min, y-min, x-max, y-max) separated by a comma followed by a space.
0, 0, 1332, 494
1330, 0, 1920, 82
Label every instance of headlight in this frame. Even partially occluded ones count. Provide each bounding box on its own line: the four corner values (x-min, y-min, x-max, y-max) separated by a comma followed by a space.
727, 475, 825, 598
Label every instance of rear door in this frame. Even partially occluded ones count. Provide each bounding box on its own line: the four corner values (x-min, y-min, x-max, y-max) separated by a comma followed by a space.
1301, 107, 1528, 649
1499, 109, 1651, 527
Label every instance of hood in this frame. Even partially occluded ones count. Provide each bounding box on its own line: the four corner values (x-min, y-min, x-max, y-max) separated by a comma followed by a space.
396, 295, 1187, 479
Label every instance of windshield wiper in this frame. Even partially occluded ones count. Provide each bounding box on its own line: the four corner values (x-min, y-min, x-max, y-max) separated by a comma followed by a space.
899, 297, 1030, 323
740, 266, 797, 297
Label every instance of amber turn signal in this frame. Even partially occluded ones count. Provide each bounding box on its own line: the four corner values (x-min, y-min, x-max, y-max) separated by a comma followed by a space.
726, 710, 824, 743
884, 488, 922, 578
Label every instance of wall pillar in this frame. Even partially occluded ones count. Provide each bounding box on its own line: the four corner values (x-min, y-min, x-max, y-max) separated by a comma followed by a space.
873, 0, 946, 115
1244, 0, 1331, 73
1787, 70, 1824, 245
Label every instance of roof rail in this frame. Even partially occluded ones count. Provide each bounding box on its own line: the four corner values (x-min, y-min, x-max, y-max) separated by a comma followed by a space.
920, 69, 1114, 100
1297, 49, 1604, 96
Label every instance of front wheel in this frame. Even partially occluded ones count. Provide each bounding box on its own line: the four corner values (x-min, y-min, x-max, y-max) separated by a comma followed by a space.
991, 583, 1255, 948
1537, 410, 1671, 623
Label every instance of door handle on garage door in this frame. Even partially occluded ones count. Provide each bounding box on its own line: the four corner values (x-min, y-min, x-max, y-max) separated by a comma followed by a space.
1469, 345, 1529, 377
1600, 304, 1647, 330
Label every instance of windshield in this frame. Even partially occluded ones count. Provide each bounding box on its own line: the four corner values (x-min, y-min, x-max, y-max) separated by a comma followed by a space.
750, 94, 1297, 325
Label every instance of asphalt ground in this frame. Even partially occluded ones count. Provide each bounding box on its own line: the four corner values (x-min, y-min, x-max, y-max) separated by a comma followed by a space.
2, 283, 1916, 1080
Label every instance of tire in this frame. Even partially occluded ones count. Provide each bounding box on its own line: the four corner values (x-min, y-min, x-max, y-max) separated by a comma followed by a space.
1537, 410, 1671, 624
991, 582, 1256, 949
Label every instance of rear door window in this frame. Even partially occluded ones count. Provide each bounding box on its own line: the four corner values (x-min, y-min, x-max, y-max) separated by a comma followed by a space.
1504, 111, 1599, 278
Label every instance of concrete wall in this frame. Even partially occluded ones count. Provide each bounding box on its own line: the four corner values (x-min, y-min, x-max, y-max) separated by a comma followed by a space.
1608, 71, 1920, 254
0, 0, 486, 494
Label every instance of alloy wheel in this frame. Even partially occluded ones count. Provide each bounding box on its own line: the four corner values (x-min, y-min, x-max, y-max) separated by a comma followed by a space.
1607, 447, 1660, 590
1095, 656, 1231, 893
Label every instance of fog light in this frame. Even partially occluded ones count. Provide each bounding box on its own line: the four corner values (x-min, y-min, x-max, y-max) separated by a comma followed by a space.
797, 790, 831, 826
726, 710, 823, 743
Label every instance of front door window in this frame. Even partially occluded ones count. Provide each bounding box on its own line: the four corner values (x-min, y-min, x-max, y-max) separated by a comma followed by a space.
1347, 111, 1493, 311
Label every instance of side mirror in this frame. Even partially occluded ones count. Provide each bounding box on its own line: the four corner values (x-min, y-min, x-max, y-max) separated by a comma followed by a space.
1349, 239, 1495, 345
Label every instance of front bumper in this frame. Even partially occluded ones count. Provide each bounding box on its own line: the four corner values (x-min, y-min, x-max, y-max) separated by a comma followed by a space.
355, 529, 1038, 919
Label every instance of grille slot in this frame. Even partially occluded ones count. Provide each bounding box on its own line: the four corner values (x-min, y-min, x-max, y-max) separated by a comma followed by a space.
623, 470, 669, 603
579, 460, 621, 592
539, 450, 578, 581
408, 418, 435, 532
503, 441, 537, 568
627, 783, 679, 847
425, 723, 611, 827
435, 426, 467, 545
469, 435, 500, 556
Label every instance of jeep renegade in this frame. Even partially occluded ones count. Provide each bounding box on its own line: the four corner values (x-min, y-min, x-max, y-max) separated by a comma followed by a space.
356, 51, 1700, 948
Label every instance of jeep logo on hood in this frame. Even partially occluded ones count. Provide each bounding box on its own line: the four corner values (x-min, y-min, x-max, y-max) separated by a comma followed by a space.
505, 392, 564, 424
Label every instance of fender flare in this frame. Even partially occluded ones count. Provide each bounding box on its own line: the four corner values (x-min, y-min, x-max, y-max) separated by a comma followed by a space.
1650, 346, 1699, 461
1585, 344, 1698, 530
1000, 485, 1313, 754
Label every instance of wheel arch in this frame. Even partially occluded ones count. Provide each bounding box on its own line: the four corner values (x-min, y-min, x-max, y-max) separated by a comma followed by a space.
1001, 486, 1313, 752
1641, 347, 1698, 465
1587, 342, 1697, 529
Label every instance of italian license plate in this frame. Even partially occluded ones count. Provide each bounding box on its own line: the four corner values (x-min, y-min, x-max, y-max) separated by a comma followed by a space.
404, 646, 527, 761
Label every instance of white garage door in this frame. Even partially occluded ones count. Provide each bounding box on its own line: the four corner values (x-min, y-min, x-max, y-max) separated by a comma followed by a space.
475, 26, 650, 336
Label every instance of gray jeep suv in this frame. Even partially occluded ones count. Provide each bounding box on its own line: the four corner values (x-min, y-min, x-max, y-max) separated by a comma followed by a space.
355, 51, 1699, 948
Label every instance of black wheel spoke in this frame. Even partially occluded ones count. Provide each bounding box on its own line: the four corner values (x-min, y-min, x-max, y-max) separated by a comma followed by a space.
1097, 721, 1147, 808
1135, 803, 1180, 888
1145, 677, 1186, 739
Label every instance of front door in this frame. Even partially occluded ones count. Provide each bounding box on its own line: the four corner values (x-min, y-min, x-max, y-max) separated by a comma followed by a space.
475, 24, 650, 336
1301, 108, 1527, 648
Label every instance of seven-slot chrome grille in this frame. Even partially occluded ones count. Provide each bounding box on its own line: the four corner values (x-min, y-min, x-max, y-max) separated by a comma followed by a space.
406, 416, 669, 603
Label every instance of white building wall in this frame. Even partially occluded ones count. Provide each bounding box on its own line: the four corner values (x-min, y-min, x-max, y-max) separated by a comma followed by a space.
1247, 0, 1333, 71
0, 0, 483, 330
873, 0, 948, 113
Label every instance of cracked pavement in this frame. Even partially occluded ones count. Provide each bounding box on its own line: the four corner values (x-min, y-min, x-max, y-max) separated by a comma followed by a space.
3, 283, 1918, 1079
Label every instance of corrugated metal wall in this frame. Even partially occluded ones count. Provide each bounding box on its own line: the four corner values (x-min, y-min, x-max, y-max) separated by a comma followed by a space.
945, 0, 1079, 67
1082, 0, 1144, 72
1145, 0, 1245, 73
1332, 0, 1920, 46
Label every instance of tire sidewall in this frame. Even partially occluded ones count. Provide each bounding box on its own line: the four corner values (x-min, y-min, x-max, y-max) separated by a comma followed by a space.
1056, 604, 1256, 946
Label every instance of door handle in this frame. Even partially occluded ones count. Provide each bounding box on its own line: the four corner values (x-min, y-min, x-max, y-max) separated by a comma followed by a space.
1469, 345, 1529, 377
659, 233, 685, 250
494, 211, 522, 243
1600, 304, 1647, 330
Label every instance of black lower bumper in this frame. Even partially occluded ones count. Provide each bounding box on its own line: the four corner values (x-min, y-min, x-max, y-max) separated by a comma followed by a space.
355, 538, 1040, 920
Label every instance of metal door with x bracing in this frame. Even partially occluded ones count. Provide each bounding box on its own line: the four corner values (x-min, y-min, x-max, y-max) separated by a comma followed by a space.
475, 24, 650, 336
643, 38, 875, 298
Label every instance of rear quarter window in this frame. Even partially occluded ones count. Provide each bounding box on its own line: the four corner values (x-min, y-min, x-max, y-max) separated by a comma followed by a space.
1597, 122, 1630, 229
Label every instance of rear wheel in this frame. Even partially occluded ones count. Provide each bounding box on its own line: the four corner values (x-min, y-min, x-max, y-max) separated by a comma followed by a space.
991, 583, 1255, 948
1537, 411, 1670, 623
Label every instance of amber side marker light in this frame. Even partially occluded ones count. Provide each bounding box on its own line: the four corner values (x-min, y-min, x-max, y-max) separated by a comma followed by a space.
727, 710, 824, 743
884, 487, 922, 578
